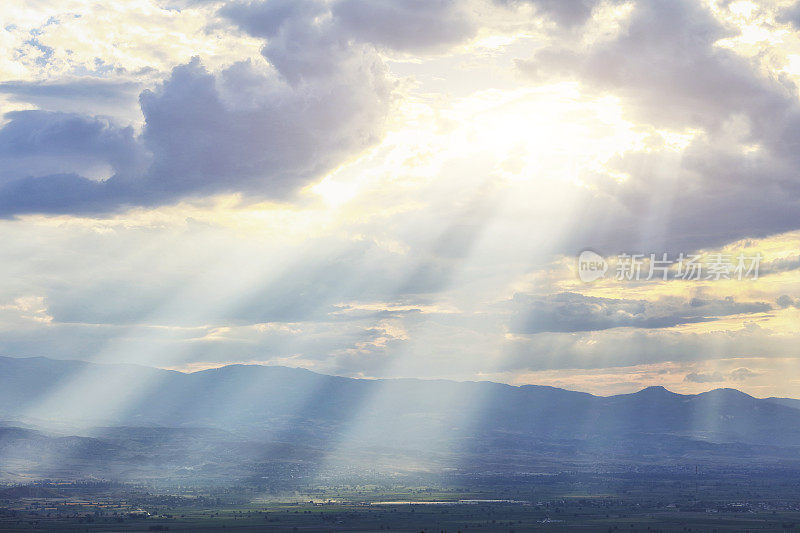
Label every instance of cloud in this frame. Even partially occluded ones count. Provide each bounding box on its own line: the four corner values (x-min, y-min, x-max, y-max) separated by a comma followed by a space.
518, 0, 787, 131
776, 295, 800, 309
517, 0, 800, 252
138, 57, 391, 200
777, 2, 800, 29
0, 173, 124, 215
0, 110, 149, 184
728, 367, 759, 381
0, 33, 392, 215
684, 366, 760, 383
221, 0, 479, 57
495, 0, 618, 27
0, 0, 522, 216
4, 0, 800, 393
498, 322, 800, 373
510, 292, 771, 334
760, 255, 800, 276
331, 0, 477, 53
684, 371, 724, 383
0, 79, 142, 119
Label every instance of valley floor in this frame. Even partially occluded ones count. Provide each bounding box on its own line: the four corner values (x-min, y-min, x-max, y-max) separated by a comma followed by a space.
4, 477, 800, 532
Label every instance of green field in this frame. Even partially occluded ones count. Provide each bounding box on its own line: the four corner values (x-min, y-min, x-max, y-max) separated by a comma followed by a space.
4, 478, 800, 532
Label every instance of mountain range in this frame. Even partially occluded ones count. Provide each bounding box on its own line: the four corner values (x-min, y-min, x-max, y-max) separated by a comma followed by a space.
2, 355, 800, 485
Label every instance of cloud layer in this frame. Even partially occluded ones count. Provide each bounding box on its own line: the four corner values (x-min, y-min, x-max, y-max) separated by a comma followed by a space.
511, 293, 772, 334
2, 0, 800, 395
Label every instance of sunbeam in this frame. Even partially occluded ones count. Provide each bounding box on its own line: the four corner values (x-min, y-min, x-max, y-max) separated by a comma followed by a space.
3, 0, 800, 529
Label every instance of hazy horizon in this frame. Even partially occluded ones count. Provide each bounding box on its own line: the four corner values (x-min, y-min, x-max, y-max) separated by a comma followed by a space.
3, 354, 798, 402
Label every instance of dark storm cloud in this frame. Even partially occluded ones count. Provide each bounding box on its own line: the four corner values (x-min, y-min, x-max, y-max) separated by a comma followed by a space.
510, 292, 772, 334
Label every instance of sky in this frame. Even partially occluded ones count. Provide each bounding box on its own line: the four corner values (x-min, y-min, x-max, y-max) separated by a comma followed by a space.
2, 0, 800, 397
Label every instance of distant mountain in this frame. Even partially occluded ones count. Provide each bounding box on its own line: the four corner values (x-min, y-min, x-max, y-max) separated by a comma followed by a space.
2, 355, 800, 484
765, 396, 800, 410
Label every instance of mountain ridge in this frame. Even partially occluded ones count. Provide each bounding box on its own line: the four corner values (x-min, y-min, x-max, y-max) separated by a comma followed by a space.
3, 355, 800, 484
0, 355, 785, 400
